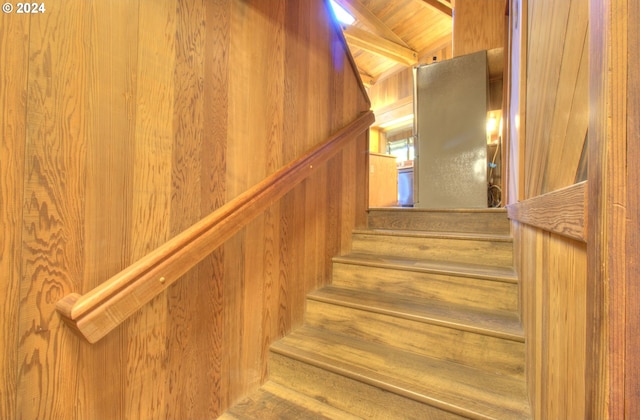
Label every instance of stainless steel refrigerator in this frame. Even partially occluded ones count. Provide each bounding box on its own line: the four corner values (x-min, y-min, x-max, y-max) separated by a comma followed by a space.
413, 51, 488, 208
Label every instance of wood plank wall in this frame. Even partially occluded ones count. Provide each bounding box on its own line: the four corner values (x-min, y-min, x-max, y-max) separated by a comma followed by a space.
367, 37, 452, 113
587, 0, 639, 417
0, 1, 370, 419
524, 0, 588, 197
506, 0, 590, 418
452, 0, 505, 57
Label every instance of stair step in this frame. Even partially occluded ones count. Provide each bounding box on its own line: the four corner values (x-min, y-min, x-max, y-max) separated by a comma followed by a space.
351, 229, 513, 267
219, 381, 363, 420
333, 253, 518, 312
308, 286, 524, 342
270, 326, 531, 419
305, 286, 524, 378
335, 253, 518, 282
368, 208, 510, 235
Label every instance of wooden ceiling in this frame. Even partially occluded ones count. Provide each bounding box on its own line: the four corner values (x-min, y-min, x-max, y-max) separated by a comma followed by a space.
334, 0, 453, 86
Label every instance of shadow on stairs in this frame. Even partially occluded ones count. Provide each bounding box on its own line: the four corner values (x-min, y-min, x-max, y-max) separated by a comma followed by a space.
219, 208, 531, 420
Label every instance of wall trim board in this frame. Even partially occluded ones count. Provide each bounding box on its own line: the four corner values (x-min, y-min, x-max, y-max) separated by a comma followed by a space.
587, 0, 637, 417
506, 181, 587, 242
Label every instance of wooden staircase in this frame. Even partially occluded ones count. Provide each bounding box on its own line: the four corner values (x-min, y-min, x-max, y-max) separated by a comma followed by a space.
219, 209, 531, 419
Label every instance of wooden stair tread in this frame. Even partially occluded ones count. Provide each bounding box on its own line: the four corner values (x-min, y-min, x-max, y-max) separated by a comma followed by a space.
367, 208, 510, 236
308, 286, 524, 341
352, 228, 513, 242
334, 253, 518, 283
219, 381, 363, 420
271, 326, 531, 419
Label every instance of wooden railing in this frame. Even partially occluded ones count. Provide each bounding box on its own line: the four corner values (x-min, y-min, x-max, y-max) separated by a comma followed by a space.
56, 111, 375, 343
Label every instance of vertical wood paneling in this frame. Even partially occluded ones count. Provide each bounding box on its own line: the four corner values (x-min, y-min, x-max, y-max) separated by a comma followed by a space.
542, 2, 588, 192
525, 0, 588, 197
0, 10, 28, 420
626, 1, 640, 415
586, 0, 634, 417
203, 0, 230, 412
368, 68, 413, 111
510, 0, 592, 417
516, 223, 587, 419
453, 0, 505, 57
3, 0, 370, 418
165, 0, 210, 417
17, 1, 90, 418
260, 0, 286, 386
79, 1, 138, 418
125, 0, 176, 418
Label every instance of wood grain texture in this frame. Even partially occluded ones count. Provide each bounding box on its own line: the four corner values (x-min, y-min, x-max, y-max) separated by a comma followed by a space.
202, 1, 229, 414
272, 326, 530, 419
56, 111, 374, 344
421, 0, 453, 17
269, 351, 467, 419
525, 0, 588, 198
16, 1, 89, 418
347, 0, 453, 80
586, 0, 633, 418
367, 208, 511, 234
343, 26, 418, 66
506, 181, 587, 242
306, 287, 525, 376
166, 0, 215, 417
368, 153, 397, 207
507, 0, 594, 417
78, 1, 139, 418
452, 0, 505, 57
626, 1, 640, 416
0, 9, 28, 420
515, 223, 587, 420
125, 0, 176, 418
4, 0, 372, 418
336, 0, 409, 47
222, 380, 363, 420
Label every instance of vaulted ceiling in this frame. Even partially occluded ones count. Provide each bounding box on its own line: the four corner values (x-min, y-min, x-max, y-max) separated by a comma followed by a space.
334, 0, 453, 86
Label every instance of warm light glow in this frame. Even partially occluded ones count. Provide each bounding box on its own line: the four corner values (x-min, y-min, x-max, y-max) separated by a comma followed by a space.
329, 0, 355, 25
486, 115, 498, 134
486, 111, 502, 144
378, 114, 414, 129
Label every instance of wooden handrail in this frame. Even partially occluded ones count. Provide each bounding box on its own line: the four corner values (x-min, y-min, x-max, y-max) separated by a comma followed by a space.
57, 111, 375, 343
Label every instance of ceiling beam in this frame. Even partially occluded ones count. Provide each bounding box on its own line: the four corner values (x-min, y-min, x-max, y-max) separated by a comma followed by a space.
359, 72, 378, 87
420, 0, 453, 17
334, 0, 410, 47
343, 26, 418, 66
